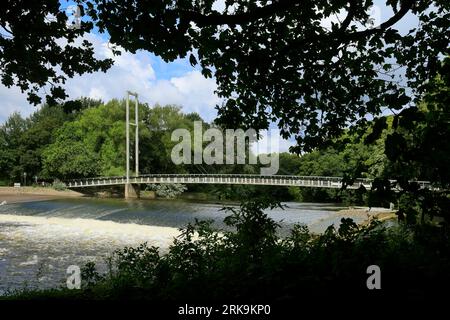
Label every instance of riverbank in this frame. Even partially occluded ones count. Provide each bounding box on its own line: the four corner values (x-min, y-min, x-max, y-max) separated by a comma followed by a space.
336, 207, 396, 221
0, 186, 84, 204
309, 206, 396, 233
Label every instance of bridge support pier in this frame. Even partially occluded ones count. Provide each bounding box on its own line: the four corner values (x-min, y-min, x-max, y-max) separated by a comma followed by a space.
125, 183, 140, 199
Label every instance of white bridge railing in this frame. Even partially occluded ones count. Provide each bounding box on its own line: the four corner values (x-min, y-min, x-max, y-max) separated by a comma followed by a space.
63, 174, 432, 190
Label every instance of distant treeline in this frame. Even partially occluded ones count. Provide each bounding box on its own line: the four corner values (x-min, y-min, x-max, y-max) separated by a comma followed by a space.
0, 98, 360, 203
0, 84, 447, 206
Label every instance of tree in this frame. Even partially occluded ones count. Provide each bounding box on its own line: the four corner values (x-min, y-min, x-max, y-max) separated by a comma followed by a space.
96, 0, 448, 152
41, 101, 204, 179
0, 101, 93, 183
141, 104, 201, 174
0, 112, 29, 182
2, 1, 448, 152
146, 183, 188, 198
381, 59, 450, 224
0, 0, 113, 105
18, 105, 67, 179
42, 100, 129, 178
43, 139, 101, 178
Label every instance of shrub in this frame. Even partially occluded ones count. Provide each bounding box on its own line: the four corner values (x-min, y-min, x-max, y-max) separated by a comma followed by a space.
52, 180, 67, 191
146, 183, 187, 198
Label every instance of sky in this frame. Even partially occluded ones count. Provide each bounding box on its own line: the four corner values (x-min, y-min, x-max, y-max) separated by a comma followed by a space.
0, 32, 221, 123
0, 1, 420, 153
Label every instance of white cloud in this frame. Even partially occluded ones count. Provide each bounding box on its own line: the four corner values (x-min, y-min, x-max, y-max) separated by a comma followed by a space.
0, 33, 220, 123
320, 6, 382, 31
168, 71, 220, 115
1, 4, 418, 124
252, 129, 295, 155
212, 0, 226, 12
62, 34, 221, 121
0, 84, 36, 122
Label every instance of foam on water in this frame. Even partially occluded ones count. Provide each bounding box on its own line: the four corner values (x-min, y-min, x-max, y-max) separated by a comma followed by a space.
0, 213, 180, 294
0, 214, 179, 245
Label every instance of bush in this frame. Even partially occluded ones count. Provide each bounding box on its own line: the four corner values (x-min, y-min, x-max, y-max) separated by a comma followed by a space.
52, 180, 67, 191
146, 183, 187, 199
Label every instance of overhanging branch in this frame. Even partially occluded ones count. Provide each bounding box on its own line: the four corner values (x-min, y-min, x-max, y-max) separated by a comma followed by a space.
280, 0, 415, 56
178, 0, 302, 26
349, 0, 415, 39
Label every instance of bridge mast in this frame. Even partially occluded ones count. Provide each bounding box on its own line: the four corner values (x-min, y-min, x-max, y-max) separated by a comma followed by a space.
135, 94, 139, 176
125, 91, 140, 198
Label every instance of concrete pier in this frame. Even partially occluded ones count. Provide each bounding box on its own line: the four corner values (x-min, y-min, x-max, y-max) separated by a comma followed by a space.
124, 183, 140, 199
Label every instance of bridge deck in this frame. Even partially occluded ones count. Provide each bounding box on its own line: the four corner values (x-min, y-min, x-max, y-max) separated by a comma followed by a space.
64, 174, 431, 190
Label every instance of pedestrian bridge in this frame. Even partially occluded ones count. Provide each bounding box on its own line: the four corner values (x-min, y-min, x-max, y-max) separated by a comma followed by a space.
64, 174, 431, 190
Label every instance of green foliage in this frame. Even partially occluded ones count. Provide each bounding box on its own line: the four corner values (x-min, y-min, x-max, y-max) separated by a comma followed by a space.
286, 128, 389, 204
52, 180, 67, 191
42, 100, 127, 179
44, 139, 101, 178
377, 62, 450, 224
0, 1, 113, 104
41, 101, 201, 179
2, 2, 448, 153
140, 104, 201, 175
0, 99, 208, 183
0, 112, 29, 182
0, 99, 293, 199
146, 183, 188, 199
81, 261, 103, 289
77, 0, 448, 152
0, 105, 69, 183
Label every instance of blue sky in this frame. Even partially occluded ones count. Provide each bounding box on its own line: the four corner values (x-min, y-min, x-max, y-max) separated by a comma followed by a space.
0, 0, 422, 153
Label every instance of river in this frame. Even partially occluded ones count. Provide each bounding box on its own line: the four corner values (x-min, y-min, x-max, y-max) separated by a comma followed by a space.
0, 197, 348, 294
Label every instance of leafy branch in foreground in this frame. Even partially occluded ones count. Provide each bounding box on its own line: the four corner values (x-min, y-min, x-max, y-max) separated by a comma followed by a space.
3, 1, 448, 151
0, 0, 114, 105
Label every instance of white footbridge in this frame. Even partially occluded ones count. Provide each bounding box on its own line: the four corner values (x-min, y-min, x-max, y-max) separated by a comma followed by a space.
64, 174, 431, 190
61, 93, 434, 199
